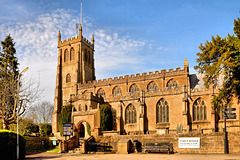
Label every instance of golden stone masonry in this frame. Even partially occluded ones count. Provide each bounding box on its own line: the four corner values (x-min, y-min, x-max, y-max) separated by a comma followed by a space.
52, 24, 240, 140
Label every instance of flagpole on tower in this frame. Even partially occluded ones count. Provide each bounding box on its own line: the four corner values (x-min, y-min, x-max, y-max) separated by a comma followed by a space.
80, 2, 83, 27
76, 19, 78, 36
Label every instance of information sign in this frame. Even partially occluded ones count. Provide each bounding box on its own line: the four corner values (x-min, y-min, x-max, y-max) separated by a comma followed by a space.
179, 137, 200, 148
63, 123, 73, 136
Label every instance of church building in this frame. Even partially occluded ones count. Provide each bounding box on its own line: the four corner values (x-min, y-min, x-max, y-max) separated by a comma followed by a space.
52, 24, 240, 139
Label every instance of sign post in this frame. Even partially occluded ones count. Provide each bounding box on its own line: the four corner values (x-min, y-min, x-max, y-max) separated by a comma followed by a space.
223, 107, 236, 154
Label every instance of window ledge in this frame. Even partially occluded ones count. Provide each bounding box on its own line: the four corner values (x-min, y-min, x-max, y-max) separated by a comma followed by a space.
125, 123, 137, 126
218, 119, 238, 122
192, 121, 210, 124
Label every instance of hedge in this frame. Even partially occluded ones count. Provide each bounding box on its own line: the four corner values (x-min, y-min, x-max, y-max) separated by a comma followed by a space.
0, 130, 26, 159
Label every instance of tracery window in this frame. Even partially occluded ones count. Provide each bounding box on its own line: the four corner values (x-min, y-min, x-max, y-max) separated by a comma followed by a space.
156, 99, 169, 123
97, 88, 105, 97
193, 98, 207, 121
147, 81, 158, 92
167, 79, 178, 89
129, 84, 139, 96
125, 104, 136, 124
70, 48, 75, 61
64, 49, 69, 62
113, 86, 122, 97
66, 74, 71, 83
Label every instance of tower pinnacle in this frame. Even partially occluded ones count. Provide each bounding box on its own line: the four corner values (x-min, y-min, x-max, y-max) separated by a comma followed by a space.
92, 34, 94, 45
58, 30, 61, 42
79, 24, 82, 37
184, 57, 189, 72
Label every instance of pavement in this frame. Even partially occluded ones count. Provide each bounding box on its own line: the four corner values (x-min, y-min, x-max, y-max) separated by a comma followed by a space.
25, 152, 240, 160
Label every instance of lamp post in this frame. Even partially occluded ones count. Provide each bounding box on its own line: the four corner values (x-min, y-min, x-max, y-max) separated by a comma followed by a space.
17, 67, 28, 160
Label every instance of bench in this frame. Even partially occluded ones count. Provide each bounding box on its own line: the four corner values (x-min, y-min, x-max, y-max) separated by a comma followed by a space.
142, 142, 173, 154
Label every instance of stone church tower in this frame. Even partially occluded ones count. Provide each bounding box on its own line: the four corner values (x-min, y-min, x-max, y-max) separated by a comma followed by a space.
52, 24, 96, 133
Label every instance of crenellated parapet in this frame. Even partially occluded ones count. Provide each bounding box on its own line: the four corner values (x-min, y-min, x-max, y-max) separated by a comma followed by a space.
70, 91, 103, 103
77, 67, 186, 90
58, 35, 94, 49
57, 26, 94, 49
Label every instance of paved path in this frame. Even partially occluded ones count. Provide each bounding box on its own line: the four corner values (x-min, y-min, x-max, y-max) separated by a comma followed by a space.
26, 152, 240, 160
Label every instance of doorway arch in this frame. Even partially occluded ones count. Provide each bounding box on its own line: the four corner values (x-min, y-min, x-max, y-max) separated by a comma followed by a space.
79, 124, 85, 138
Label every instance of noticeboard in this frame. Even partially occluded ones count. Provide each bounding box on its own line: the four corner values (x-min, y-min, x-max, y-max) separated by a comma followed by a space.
63, 123, 73, 136
179, 137, 200, 148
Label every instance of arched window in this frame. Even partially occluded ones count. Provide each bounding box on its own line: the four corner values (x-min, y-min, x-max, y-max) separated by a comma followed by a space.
113, 86, 122, 97
88, 51, 91, 65
70, 48, 75, 61
147, 81, 158, 92
78, 104, 82, 111
97, 88, 105, 97
84, 49, 88, 63
66, 74, 71, 83
193, 98, 207, 121
129, 84, 139, 96
167, 79, 178, 90
64, 49, 69, 62
125, 104, 136, 124
156, 99, 169, 123
85, 105, 88, 111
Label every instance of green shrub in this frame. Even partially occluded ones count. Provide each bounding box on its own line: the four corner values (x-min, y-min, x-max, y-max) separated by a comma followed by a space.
100, 104, 113, 131
0, 130, 26, 160
86, 122, 91, 136
9, 118, 39, 135
58, 104, 72, 135
41, 124, 52, 136
26, 123, 39, 134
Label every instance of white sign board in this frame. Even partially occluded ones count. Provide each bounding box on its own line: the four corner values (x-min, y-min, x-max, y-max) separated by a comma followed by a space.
179, 137, 200, 148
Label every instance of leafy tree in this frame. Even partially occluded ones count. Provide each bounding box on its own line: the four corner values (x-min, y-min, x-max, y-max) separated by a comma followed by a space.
195, 18, 240, 108
100, 104, 113, 131
26, 122, 39, 134
58, 104, 72, 135
9, 118, 39, 135
40, 124, 52, 136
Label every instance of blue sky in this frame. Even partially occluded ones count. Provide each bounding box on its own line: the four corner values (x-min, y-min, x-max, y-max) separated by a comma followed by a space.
0, 0, 239, 103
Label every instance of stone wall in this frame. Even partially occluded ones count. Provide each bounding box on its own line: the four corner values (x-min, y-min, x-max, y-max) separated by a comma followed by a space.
95, 132, 240, 154
25, 136, 52, 149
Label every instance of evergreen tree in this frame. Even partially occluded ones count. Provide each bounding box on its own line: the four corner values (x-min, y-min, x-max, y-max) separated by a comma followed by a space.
0, 35, 19, 129
0, 34, 19, 77
195, 18, 240, 109
100, 104, 113, 131
58, 104, 72, 135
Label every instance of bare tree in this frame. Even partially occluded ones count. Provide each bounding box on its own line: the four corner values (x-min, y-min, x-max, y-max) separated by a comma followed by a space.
0, 73, 39, 129
29, 101, 53, 124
